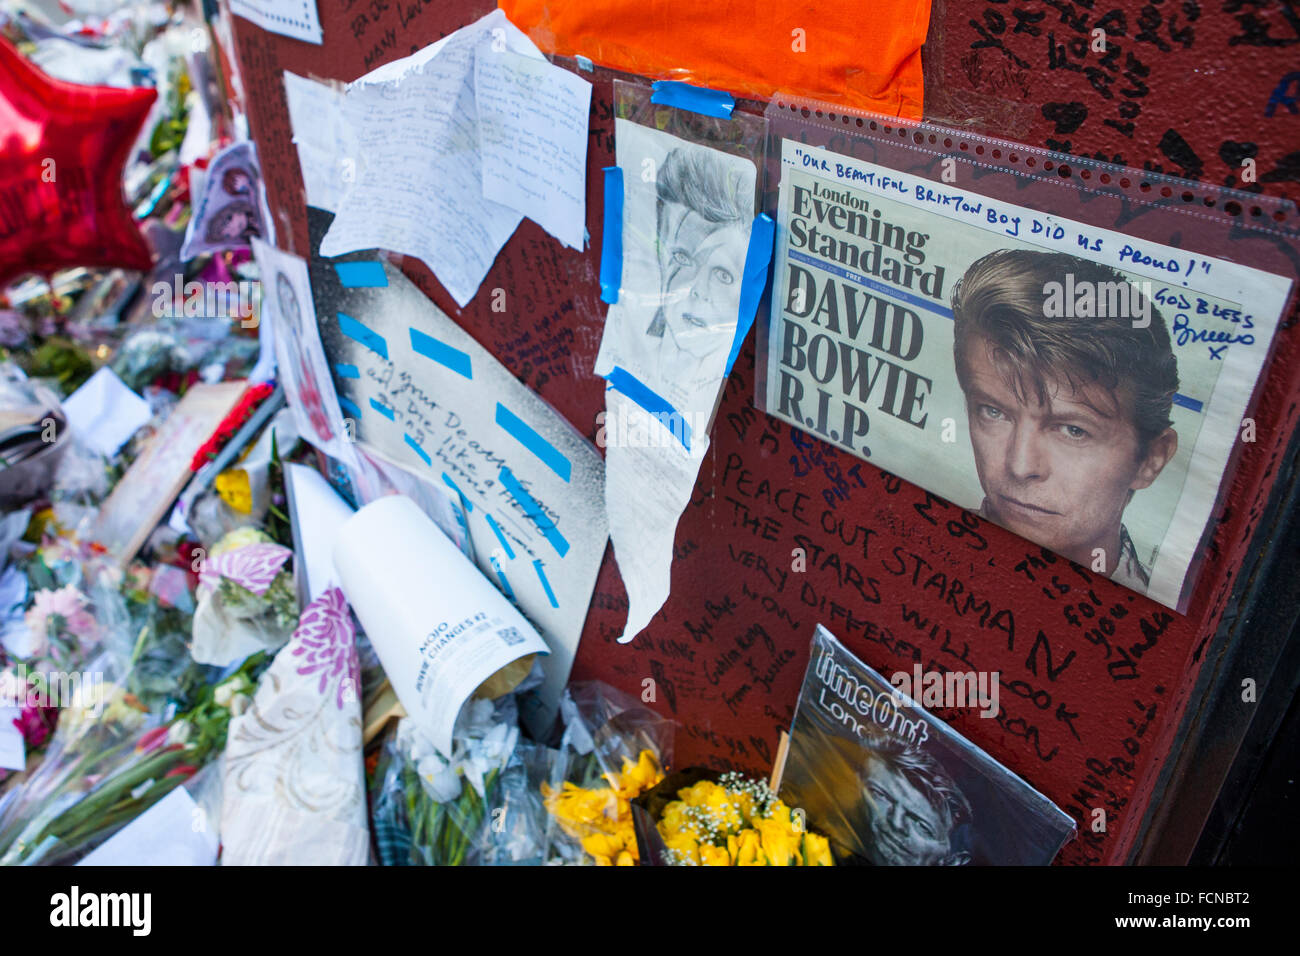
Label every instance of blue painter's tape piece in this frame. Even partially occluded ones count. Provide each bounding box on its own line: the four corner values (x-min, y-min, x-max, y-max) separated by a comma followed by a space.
600, 167, 624, 304
333, 261, 389, 288
405, 433, 432, 466
725, 213, 776, 377
1173, 393, 1203, 413
335, 363, 360, 379
650, 80, 735, 118
369, 397, 395, 420
339, 396, 361, 420
500, 467, 570, 558
492, 560, 516, 602
603, 366, 691, 452
533, 560, 560, 609
410, 327, 472, 379
337, 312, 388, 359
485, 512, 516, 560
495, 403, 572, 482
441, 473, 474, 511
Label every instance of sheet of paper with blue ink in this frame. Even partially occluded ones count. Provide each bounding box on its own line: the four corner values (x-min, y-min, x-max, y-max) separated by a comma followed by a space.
318, 9, 589, 308
475, 47, 592, 251
308, 246, 608, 736
283, 72, 357, 215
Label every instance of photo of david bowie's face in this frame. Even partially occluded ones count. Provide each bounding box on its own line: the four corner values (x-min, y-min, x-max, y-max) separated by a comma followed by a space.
655, 203, 749, 363
860, 754, 963, 866
961, 333, 1178, 576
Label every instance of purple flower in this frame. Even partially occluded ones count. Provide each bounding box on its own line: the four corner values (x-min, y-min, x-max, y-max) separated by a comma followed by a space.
290, 588, 360, 710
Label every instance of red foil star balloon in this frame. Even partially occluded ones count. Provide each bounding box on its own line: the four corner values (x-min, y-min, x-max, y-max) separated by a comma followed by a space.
0, 36, 157, 287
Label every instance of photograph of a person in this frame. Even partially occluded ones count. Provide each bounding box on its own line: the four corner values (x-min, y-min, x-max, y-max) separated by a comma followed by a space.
856, 733, 973, 866
779, 627, 1077, 865
778, 709, 973, 866
951, 249, 1181, 590
205, 200, 262, 246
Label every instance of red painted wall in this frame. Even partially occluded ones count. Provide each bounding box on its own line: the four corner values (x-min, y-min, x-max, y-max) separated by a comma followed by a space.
229, 0, 1300, 864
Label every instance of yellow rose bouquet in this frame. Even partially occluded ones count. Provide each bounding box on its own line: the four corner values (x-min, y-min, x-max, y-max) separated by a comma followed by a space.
537, 681, 675, 865
634, 770, 834, 866
541, 748, 664, 865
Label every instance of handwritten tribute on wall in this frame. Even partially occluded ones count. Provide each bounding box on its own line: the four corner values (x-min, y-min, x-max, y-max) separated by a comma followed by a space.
231, 0, 1300, 865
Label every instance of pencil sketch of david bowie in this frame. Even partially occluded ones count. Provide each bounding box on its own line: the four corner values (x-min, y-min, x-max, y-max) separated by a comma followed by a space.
643, 146, 753, 412
951, 249, 1181, 591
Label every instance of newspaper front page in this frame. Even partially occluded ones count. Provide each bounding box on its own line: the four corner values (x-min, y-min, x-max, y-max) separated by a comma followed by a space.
761, 140, 1293, 609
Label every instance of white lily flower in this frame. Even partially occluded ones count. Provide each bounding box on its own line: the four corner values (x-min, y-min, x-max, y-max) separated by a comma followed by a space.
417, 753, 462, 803
462, 753, 487, 800
396, 718, 438, 763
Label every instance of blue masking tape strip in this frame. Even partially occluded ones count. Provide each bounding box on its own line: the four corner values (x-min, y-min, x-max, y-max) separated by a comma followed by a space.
441, 473, 473, 511
600, 167, 624, 304
533, 560, 560, 609
495, 403, 572, 482
405, 433, 432, 466
333, 261, 388, 288
492, 559, 516, 601
410, 327, 472, 379
603, 366, 691, 452
485, 512, 516, 560
1173, 393, 1203, 413
339, 396, 361, 420
500, 467, 570, 558
337, 312, 388, 359
650, 80, 735, 118
369, 398, 395, 420
725, 213, 776, 376
335, 364, 360, 379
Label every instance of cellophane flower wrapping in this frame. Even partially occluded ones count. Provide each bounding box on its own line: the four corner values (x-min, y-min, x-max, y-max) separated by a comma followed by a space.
0, 655, 264, 865
538, 680, 674, 866
632, 769, 837, 867
372, 695, 528, 866
189, 528, 297, 667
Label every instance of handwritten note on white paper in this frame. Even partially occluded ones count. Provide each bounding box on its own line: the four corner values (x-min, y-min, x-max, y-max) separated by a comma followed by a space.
318, 10, 590, 307
475, 47, 592, 251
318, 11, 539, 307
283, 72, 358, 215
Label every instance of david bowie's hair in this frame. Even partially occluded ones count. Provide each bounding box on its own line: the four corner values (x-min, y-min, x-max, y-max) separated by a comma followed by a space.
951, 248, 1179, 454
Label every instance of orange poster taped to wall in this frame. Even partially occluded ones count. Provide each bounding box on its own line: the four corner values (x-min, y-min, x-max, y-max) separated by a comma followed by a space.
497, 0, 929, 118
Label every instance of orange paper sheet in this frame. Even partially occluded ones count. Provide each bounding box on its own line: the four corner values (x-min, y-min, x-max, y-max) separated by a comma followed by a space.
498, 0, 928, 118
